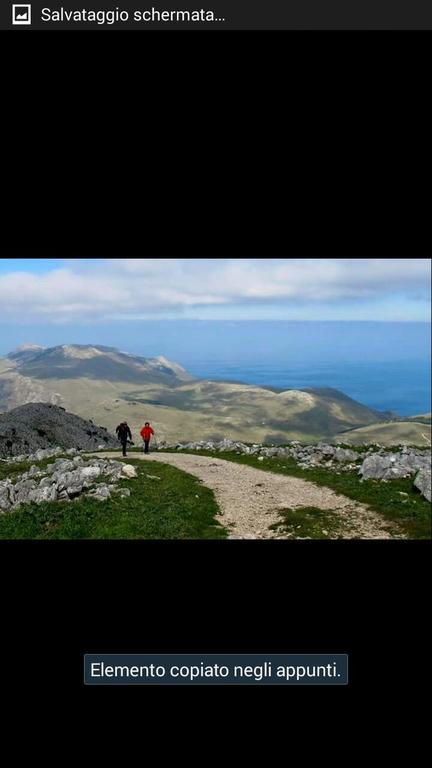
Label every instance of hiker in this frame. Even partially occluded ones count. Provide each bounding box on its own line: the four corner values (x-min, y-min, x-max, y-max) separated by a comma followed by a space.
140, 422, 155, 454
116, 421, 132, 457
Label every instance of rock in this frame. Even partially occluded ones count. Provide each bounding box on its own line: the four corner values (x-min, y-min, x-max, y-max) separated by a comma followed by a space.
0, 403, 118, 459
27, 486, 58, 504
360, 455, 396, 480
66, 485, 83, 499
318, 445, 336, 457
382, 466, 413, 480
334, 448, 358, 463
414, 468, 431, 502
121, 465, 138, 478
80, 466, 102, 481
0, 455, 134, 513
0, 484, 13, 512
30, 447, 64, 463
87, 485, 111, 501
14, 479, 38, 492
112, 488, 131, 498
146, 475, 161, 481
360, 451, 431, 481
103, 463, 123, 481
46, 459, 75, 475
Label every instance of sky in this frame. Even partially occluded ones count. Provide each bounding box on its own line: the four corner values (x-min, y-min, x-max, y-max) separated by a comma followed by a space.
1, 258, 429, 413
0, 257, 430, 325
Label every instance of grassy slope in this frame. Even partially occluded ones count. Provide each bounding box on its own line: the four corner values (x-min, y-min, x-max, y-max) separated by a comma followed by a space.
1, 448, 430, 540
0, 373, 387, 445
335, 421, 432, 447
406, 413, 432, 424
161, 449, 431, 540
0, 458, 225, 540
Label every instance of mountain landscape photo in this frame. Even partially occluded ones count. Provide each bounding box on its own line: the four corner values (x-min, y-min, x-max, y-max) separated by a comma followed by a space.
0, 342, 404, 444
0, 257, 430, 540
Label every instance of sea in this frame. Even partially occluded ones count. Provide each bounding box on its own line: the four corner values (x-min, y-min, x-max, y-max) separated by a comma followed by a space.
150, 321, 431, 418
6, 320, 429, 418
182, 359, 431, 417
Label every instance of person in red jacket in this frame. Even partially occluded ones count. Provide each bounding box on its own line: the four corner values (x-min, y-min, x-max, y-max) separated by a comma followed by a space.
140, 422, 155, 454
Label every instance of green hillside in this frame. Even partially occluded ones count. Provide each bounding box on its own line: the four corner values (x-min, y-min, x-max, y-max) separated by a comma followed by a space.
334, 421, 432, 447
0, 344, 393, 444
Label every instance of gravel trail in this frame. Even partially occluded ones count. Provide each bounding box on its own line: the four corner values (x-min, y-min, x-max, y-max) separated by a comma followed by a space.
95, 452, 401, 540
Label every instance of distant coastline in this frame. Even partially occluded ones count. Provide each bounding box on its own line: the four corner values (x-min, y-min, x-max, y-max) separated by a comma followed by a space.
183, 358, 431, 418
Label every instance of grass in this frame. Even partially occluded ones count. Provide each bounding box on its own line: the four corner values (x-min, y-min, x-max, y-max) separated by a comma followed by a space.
0, 456, 70, 483
1, 447, 430, 540
269, 506, 346, 539
160, 449, 431, 540
0, 458, 226, 540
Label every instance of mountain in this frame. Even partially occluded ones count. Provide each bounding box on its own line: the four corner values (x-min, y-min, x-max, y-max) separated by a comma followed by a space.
6, 344, 193, 384
404, 413, 431, 425
0, 344, 392, 444
0, 403, 118, 458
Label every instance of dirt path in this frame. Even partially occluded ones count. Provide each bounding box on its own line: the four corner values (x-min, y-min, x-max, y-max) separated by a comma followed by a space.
95, 452, 401, 540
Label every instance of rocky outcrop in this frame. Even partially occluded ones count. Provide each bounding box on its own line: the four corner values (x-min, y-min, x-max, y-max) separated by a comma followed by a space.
156, 439, 432, 502
414, 469, 431, 503
0, 403, 118, 458
359, 450, 431, 481
157, 439, 365, 470
0, 455, 137, 513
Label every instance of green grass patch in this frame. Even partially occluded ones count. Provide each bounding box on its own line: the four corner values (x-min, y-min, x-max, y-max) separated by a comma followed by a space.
270, 506, 346, 539
0, 455, 71, 483
164, 450, 431, 540
0, 459, 226, 540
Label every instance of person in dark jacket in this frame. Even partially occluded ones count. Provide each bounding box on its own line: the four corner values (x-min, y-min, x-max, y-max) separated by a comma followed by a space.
116, 421, 132, 457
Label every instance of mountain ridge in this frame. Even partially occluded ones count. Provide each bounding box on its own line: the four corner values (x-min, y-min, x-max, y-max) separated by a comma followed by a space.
0, 343, 405, 445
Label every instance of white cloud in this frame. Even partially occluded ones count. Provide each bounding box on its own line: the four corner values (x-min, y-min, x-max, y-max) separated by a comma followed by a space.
0, 258, 430, 322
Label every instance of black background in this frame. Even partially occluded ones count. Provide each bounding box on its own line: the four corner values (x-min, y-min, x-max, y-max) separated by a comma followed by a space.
1, 0, 432, 30
1, 18, 430, 734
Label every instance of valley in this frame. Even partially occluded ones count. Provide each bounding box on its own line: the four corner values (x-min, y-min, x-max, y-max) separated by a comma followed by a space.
0, 343, 428, 446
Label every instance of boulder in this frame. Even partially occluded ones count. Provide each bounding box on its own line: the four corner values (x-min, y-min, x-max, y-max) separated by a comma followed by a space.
0, 484, 13, 512
80, 466, 102, 481
121, 464, 138, 479
38, 475, 56, 488
414, 469, 431, 502
66, 485, 83, 499
30, 447, 64, 462
0, 455, 134, 513
87, 485, 111, 501
360, 455, 397, 480
334, 448, 358, 463
318, 444, 336, 457
46, 459, 75, 475
360, 451, 431, 481
27, 486, 58, 504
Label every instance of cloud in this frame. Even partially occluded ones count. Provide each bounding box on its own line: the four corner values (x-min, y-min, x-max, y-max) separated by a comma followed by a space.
0, 258, 430, 322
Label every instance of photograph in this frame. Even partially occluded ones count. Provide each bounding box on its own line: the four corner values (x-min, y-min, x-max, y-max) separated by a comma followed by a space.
1, 0, 431, 727
0, 257, 430, 541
